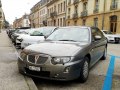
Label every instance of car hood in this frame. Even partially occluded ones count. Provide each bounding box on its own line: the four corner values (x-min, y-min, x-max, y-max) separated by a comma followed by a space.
22, 36, 45, 42
25, 41, 89, 57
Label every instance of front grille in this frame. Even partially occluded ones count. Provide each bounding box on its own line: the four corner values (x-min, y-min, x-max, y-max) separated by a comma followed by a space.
27, 54, 48, 64
25, 68, 50, 77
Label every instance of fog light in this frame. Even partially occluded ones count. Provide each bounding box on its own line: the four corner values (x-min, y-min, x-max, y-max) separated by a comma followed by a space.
64, 67, 70, 73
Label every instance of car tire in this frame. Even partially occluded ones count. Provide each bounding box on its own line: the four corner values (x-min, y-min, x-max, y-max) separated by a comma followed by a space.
115, 40, 119, 44
79, 57, 89, 83
101, 47, 107, 60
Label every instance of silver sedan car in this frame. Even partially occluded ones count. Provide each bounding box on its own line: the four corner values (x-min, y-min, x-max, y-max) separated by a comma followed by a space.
18, 26, 107, 83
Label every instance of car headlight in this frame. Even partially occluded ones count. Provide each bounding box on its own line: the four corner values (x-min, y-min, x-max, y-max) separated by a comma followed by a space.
51, 57, 71, 65
20, 52, 27, 60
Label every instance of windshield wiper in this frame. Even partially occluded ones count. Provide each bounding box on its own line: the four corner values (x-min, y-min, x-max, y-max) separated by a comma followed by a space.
58, 39, 77, 42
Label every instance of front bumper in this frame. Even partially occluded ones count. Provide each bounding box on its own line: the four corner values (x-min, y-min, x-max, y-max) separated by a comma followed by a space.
18, 57, 83, 81
108, 37, 120, 43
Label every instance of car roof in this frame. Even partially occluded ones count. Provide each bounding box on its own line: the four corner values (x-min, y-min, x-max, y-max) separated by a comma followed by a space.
58, 26, 91, 29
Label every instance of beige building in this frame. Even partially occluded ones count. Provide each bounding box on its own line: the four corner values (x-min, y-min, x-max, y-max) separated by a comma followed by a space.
30, 1, 41, 28
66, 0, 120, 34
0, 0, 5, 32
13, 14, 30, 29
47, 0, 66, 27
39, 0, 47, 27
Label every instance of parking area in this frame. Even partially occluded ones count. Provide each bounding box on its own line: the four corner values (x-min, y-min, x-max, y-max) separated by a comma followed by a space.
27, 44, 119, 90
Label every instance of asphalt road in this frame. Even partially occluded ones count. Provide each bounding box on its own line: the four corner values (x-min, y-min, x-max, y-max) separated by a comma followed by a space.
16, 43, 120, 90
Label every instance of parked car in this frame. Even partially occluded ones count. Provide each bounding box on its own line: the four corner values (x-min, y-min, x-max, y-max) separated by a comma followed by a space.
15, 28, 36, 47
102, 30, 120, 43
11, 29, 29, 44
7, 29, 16, 38
18, 26, 107, 82
20, 27, 57, 49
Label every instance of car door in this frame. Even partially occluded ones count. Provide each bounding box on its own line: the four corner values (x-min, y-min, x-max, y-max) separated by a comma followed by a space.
90, 27, 105, 66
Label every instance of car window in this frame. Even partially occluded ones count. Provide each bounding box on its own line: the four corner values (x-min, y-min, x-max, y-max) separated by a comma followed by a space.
91, 28, 104, 41
40, 27, 55, 36
30, 31, 44, 36
47, 28, 90, 42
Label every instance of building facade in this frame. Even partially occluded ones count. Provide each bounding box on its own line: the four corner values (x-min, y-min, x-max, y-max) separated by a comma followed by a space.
39, 0, 47, 27
13, 14, 30, 28
30, 1, 41, 28
66, 0, 120, 34
47, 0, 66, 27
0, 0, 5, 32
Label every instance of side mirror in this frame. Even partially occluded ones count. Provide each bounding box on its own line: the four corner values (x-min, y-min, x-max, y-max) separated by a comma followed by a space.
44, 36, 47, 39
94, 35, 102, 40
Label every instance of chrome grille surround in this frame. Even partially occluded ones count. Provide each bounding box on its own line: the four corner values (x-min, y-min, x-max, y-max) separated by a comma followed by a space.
27, 54, 51, 65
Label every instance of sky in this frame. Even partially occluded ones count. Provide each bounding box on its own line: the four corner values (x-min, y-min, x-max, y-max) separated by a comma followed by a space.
1, 0, 40, 24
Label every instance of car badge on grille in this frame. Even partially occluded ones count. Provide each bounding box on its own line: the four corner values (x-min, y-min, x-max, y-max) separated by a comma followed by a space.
35, 55, 39, 64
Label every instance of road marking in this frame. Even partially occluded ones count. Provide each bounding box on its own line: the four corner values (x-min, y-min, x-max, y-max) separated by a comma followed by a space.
108, 54, 120, 59
102, 56, 115, 90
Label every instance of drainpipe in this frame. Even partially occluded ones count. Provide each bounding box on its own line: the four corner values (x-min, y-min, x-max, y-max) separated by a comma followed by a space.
102, 0, 106, 30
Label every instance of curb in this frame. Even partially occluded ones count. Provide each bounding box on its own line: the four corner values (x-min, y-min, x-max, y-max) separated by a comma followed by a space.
10, 37, 38, 90
24, 76, 38, 90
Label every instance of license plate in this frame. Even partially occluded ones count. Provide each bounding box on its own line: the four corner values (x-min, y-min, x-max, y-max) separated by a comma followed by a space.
29, 66, 40, 71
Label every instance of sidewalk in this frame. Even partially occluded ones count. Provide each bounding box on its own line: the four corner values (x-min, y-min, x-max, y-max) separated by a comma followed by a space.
0, 31, 38, 90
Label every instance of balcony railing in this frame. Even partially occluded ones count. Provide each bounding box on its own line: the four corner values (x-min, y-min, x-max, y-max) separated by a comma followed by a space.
93, 8, 99, 13
50, 11, 57, 18
81, 10, 88, 17
73, 0, 79, 4
110, 2, 117, 10
72, 13, 78, 19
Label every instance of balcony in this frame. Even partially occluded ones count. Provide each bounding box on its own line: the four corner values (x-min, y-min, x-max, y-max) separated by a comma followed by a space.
93, 8, 99, 13
73, 0, 79, 4
50, 11, 57, 18
110, 3, 117, 10
81, 10, 88, 17
72, 13, 78, 19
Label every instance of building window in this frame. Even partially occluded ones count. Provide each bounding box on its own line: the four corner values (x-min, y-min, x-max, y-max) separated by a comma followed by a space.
82, 19, 86, 26
61, 3, 62, 12
74, 21, 77, 26
68, 21, 70, 26
63, 1, 66, 12
68, 8, 71, 14
110, 0, 117, 10
58, 4, 60, 13
58, 19, 59, 26
83, 2, 87, 11
94, 18, 98, 27
75, 5, 78, 14
95, 0, 99, 10
110, 15, 117, 33
63, 17, 66, 26
60, 18, 62, 26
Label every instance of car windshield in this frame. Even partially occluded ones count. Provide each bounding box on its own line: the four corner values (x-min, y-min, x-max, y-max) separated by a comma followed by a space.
30, 31, 44, 36
103, 31, 113, 34
39, 27, 55, 36
47, 27, 90, 42
15, 30, 28, 34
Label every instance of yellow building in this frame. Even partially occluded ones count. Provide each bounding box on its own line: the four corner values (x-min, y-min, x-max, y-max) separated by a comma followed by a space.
66, 0, 120, 34
47, 0, 66, 27
0, 0, 5, 32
